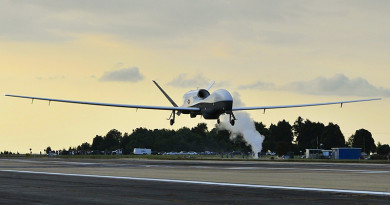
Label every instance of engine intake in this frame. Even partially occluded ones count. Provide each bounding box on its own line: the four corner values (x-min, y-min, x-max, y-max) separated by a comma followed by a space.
197, 89, 210, 99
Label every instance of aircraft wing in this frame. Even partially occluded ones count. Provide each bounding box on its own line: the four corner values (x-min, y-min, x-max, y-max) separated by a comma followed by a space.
4, 94, 200, 112
232, 98, 381, 111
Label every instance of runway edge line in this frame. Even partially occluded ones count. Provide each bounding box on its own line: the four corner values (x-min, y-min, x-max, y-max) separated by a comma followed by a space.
1, 169, 390, 196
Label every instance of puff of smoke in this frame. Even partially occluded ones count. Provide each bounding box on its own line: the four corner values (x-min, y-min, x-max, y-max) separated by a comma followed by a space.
217, 92, 265, 159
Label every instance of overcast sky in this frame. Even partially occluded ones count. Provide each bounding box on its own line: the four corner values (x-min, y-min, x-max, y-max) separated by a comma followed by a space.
1, 0, 389, 152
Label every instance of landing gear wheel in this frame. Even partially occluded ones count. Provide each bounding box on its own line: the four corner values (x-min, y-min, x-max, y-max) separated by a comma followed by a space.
217, 119, 220, 124
229, 112, 236, 126
168, 110, 176, 126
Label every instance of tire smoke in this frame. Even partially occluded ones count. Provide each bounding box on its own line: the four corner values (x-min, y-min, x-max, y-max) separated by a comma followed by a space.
217, 93, 265, 159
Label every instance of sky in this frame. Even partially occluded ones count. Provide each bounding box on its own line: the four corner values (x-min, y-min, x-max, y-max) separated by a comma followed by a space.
1, 0, 389, 153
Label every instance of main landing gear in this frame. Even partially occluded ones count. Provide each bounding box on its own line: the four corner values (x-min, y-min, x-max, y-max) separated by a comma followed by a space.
168, 110, 175, 126
229, 112, 236, 126
216, 113, 236, 126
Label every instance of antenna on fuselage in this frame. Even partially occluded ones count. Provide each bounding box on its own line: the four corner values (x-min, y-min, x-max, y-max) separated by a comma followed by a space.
206, 81, 215, 91
153, 80, 181, 122
152, 80, 178, 107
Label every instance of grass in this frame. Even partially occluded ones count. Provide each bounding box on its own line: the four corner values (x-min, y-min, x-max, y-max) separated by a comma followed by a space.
1, 154, 390, 164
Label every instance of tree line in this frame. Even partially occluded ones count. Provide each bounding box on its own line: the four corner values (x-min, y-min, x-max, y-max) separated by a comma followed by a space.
51, 116, 388, 157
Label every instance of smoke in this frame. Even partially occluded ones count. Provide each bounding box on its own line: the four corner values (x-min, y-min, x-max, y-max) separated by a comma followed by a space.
217, 92, 265, 159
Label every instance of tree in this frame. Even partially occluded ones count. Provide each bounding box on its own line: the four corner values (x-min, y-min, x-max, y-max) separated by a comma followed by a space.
45, 146, 52, 154
255, 122, 271, 152
173, 127, 203, 152
376, 143, 390, 156
208, 128, 236, 153
321, 123, 345, 150
77, 142, 91, 151
151, 129, 176, 152
349, 129, 376, 155
275, 141, 291, 156
92, 135, 104, 150
270, 120, 293, 155
293, 117, 324, 151
255, 122, 270, 137
270, 120, 293, 143
103, 129, 122, 151
191, 123, 208, 136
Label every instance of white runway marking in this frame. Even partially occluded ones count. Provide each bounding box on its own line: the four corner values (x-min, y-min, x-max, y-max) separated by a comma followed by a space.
225, 167, 390, 174
1, 169, 390, 196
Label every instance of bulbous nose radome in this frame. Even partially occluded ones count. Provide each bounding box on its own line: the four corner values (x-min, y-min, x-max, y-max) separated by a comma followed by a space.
213, 89, 233, 102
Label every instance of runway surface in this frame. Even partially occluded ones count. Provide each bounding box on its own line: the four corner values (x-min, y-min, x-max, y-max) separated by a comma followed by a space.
0, 158, 389, 204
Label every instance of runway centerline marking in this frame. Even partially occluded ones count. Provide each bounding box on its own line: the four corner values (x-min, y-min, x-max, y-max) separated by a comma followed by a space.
1, 169, 390, 196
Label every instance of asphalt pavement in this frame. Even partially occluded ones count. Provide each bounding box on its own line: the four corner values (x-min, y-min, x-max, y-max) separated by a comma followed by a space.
0, 158, 389, 204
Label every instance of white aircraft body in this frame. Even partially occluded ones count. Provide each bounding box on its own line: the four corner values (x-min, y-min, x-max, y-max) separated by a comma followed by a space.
5, 81, 381, 126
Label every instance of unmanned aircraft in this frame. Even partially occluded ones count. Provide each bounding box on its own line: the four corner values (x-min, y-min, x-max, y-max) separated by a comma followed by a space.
5, 81, 381, 126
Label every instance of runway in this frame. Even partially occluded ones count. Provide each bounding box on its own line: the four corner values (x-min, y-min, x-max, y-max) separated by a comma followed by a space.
0, 158, 389, 204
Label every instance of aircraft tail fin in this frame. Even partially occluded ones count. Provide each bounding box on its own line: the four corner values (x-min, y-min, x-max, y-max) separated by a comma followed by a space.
152, 80, 178, 107
206, 81, 215, 91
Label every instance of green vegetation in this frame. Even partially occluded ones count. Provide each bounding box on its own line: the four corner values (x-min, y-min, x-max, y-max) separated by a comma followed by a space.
347, 129, 376, 154
87, 125, 252, 155
41, 116, 387, 159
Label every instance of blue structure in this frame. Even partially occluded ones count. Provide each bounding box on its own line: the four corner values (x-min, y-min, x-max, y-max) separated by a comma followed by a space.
332, 148, 361, 160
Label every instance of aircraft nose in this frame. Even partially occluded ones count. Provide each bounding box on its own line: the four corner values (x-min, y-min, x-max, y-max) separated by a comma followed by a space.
214, 89, 233, 102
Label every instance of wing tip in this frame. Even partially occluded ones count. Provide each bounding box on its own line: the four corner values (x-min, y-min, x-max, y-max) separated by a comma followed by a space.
368, 98, 382, 101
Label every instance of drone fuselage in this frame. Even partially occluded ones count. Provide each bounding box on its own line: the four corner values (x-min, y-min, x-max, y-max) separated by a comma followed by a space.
181, 89, 233, 119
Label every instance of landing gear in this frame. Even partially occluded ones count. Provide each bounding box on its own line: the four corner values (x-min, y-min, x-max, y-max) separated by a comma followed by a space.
229, 112, 236, 126
168, 110, 176, 126
217, 118, 220, 124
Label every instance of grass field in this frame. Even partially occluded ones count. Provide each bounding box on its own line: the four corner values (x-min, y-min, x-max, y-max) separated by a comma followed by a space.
1, 154, 390, 164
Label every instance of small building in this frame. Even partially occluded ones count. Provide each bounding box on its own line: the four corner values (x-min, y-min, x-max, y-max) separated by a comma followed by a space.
332, 148, 361, 160
305, 149, 332, 159
305, 149, 323, 159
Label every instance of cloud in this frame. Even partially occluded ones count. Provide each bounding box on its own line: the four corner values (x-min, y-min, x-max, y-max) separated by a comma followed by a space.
36, 75, 66, 80
238, 74, 390, 97
285, 74, 390, 97
167, 74, 210, 88
1, 0, 389, 57
167, 73, 231, 89
237, 81, 275, 90
99, 67, 144, 82
0, 1, 293, 42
